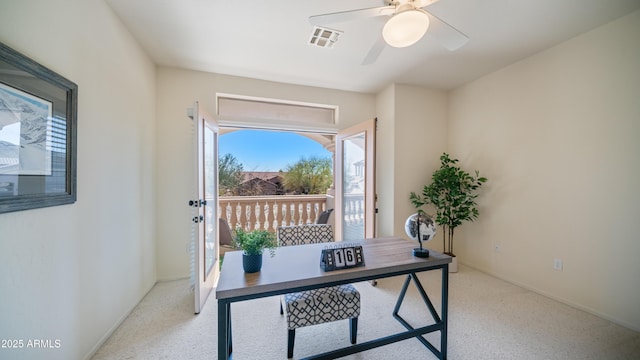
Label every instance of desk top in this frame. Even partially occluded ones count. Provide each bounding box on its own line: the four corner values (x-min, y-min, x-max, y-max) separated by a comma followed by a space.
215, 237, 451, 301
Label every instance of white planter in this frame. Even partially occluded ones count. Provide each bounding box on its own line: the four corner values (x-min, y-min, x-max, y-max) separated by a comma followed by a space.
449, 256, 458, 273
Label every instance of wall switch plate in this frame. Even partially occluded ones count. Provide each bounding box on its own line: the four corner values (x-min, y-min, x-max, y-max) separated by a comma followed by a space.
553, 258, 563, 271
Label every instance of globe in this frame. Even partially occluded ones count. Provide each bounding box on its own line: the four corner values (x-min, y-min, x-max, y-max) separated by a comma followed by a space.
405, 212, 436, 243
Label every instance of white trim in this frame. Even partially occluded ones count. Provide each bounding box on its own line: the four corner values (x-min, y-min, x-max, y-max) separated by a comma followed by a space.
217, 118, 338, 135
216, 92, 339, 114
215, 93, 339, 134
84, 280, 157, 360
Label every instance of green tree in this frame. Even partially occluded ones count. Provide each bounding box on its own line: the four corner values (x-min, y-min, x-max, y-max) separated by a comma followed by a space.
283, 156, 332, 195
219, 153, 244, 196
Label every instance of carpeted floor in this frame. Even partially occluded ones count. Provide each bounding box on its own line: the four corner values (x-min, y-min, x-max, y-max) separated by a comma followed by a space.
91, 265, 640, 359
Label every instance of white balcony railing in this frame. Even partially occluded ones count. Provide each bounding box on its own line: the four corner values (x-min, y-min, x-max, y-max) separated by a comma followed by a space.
219, 195, 328, 234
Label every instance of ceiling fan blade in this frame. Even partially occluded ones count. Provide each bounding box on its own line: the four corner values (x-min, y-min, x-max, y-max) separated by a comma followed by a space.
362, 35, 387, 65
310, 6, 395, 26
424, 11, 469, 51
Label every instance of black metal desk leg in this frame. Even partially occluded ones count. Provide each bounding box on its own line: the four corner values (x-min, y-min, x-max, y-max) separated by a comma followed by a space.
392, 272, 446, 358
441, 264, 449, 360
392, 275, 412, 316
228, 307, 233, 355
218, 301, 232, 360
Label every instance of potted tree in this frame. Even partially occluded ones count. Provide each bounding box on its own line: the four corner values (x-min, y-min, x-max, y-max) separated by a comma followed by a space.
233, 227, 278, 273
410, 153, 487, 272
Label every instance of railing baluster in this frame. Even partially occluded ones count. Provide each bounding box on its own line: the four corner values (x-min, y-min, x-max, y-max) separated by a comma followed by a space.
289, 202, 295, 226
305, 201, 311, 224
256, 201, 263, 231
271, 202, 278, 233
310, 202, 318, 223
301, 202, 307, 224
237, 202, 242, 229
261, 201, 269, 231
245, 202, 250, 230
282, 202, 288, 227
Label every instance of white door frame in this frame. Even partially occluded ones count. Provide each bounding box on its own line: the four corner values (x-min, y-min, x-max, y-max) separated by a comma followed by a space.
190, 101, 219, 314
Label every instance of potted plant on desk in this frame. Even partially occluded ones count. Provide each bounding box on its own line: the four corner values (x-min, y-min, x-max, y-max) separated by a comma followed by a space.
233, 227, 277, 273
410, 153, 487, 272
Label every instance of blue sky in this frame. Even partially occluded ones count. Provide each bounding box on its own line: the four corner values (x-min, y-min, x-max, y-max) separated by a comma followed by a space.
219, 129, 331, 172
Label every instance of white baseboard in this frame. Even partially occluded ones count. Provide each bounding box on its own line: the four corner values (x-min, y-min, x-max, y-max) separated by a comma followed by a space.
82, 281, 157, 360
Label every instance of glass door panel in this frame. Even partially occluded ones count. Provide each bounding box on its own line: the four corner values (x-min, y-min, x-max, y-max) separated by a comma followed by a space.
335, 119, 376, 241
203, 125, 217, 278
342, 134, 366, 240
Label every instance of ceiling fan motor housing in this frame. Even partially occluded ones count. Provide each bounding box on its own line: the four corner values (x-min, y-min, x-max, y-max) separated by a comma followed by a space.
385, 0, 435, 8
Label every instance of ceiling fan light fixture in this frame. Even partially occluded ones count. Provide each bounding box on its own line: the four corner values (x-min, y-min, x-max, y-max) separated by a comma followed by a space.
382, 9, 430, 48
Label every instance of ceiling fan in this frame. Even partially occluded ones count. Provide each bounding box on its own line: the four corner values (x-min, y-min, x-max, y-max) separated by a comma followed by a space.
309, 0, 468, 65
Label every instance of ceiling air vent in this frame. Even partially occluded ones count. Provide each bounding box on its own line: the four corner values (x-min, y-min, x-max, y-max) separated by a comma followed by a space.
308, 26, 342, 48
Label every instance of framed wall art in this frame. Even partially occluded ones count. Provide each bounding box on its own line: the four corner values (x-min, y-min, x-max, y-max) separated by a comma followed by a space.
0, 42, 77, 214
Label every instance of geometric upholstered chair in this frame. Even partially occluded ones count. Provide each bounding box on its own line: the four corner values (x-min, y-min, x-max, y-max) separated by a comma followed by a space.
277, 224, 360, 358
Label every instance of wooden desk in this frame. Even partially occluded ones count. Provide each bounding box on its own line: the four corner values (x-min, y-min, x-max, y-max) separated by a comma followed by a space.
216, 237, 451, 360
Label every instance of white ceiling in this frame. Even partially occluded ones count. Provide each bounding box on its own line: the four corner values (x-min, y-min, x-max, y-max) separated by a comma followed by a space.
105, 0, 640, 93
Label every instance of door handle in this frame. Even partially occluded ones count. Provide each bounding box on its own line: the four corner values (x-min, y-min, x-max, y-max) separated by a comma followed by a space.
192, 215, 204, 223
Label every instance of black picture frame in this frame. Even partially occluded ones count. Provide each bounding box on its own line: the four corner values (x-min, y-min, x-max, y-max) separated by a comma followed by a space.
0, 42, 77, 214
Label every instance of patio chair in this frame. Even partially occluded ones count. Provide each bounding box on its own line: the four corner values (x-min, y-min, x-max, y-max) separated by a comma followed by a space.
315, 208, 333, 224
218, 218, 236, 257
277, 224, 360, 358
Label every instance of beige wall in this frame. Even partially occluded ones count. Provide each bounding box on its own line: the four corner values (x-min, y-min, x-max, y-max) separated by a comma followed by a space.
0, 0, 157, 359
375, 85, 396, 237
448, 10, 640, 330
375, 84, 448, 242
393, 85, 448, 243
155, 67, 376, 279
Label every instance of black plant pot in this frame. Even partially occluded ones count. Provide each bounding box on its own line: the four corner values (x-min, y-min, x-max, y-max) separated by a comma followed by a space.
242, 253, 263, 273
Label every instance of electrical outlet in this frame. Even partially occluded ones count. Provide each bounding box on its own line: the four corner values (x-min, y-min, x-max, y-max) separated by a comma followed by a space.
553, 258, 563, 271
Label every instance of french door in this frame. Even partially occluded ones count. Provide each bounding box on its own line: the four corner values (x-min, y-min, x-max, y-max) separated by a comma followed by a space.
190, 101, 219, 314
335, 119, 376, 241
